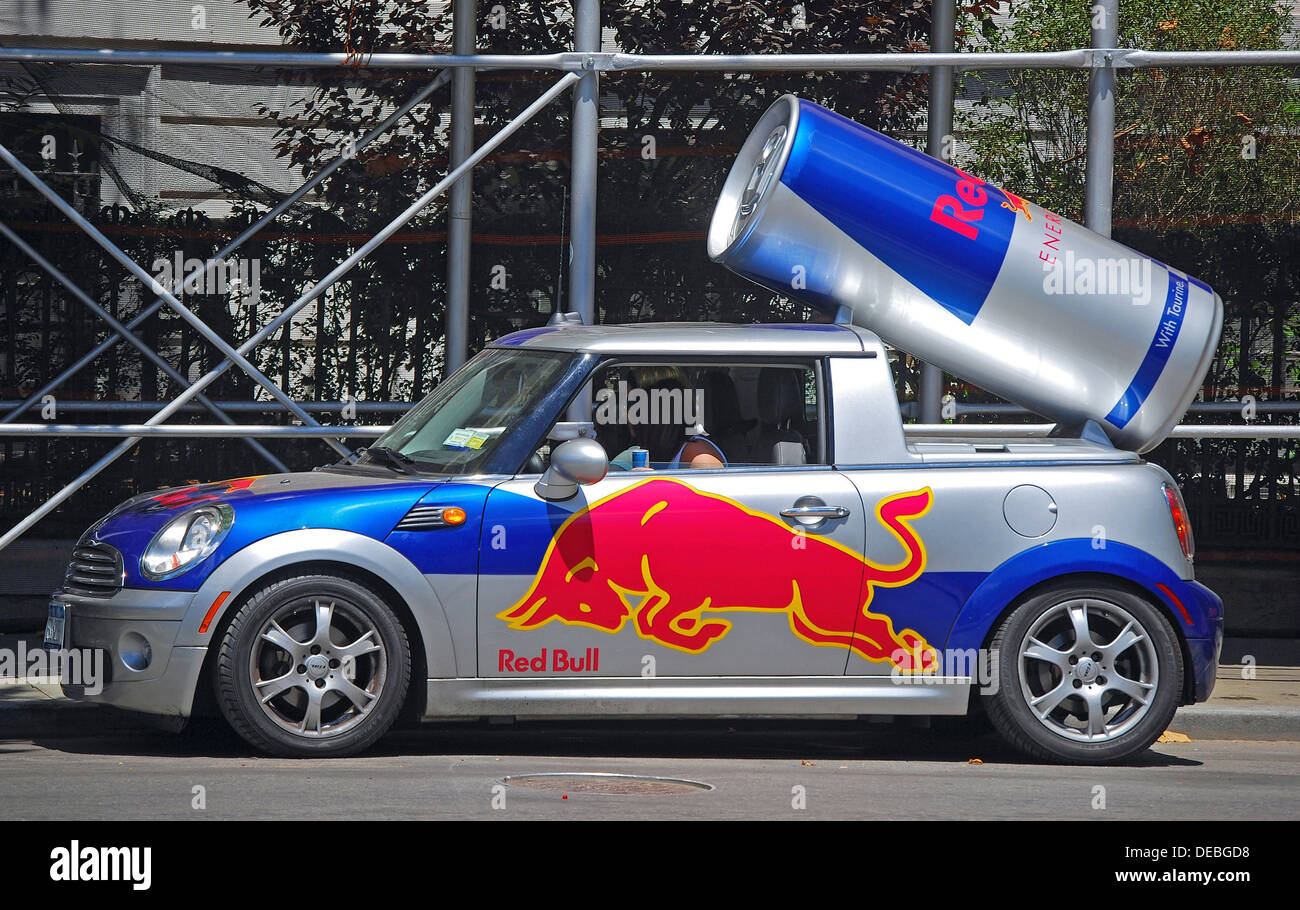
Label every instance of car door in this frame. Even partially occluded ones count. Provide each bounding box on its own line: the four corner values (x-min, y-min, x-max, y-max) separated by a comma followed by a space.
476, 359, 870, 678
835, 469, 950, 677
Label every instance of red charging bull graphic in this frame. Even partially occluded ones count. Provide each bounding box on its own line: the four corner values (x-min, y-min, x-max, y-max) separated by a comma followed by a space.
498, 478, 937, 672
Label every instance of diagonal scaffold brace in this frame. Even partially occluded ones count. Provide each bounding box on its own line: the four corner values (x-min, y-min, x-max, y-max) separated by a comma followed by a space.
0, 71, 580, 553
0, 70, 452, 432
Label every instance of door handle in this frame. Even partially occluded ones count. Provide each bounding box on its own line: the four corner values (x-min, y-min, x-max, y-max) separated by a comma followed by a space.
781, 496, 851, 530
780, 505, 851, 520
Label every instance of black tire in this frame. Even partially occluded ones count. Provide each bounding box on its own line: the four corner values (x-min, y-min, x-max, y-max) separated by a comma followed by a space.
982, 578, 1183, 764
214, 573, 411, 757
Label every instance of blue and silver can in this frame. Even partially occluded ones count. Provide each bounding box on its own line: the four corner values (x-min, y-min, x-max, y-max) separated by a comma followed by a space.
630, 446, 649, 469
708, 95, 1223, 453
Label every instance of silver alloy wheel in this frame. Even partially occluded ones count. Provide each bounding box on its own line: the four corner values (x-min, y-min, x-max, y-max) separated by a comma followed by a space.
1016, 597, 1159, 743
249, 598, 387, 738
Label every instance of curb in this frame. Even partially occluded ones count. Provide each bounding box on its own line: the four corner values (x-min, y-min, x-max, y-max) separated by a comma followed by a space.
1170, 704, 1300, 742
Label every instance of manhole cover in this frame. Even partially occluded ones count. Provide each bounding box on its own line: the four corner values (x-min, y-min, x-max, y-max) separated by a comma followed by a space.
502, 772, 713, 795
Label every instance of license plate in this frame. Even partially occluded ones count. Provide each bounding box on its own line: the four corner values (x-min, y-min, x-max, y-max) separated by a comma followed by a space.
43, 603, 66, 650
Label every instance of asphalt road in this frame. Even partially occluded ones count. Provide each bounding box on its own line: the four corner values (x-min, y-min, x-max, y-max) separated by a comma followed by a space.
1, 719, 1298, 820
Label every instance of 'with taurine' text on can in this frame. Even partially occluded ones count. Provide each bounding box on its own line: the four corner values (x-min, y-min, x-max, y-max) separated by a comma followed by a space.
707, 95, 1223, 453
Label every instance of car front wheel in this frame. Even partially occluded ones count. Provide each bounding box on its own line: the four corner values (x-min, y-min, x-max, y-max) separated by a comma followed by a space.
214, 573, 411, 757
983, 579, 1183, 764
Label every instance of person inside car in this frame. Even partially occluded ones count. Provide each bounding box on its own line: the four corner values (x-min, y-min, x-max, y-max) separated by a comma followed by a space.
606, 371, 726, 470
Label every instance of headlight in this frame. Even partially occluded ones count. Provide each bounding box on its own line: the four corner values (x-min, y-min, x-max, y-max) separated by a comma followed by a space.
140, 504, 234, 581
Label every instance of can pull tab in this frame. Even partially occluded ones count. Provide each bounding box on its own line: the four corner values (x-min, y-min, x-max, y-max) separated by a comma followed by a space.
734, 125, 788, 240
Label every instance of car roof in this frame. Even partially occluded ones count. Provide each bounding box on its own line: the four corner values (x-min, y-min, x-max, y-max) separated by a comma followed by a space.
487, 321, 884, 356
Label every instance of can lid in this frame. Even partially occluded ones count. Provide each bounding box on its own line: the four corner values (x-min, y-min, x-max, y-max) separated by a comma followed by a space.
707, 95, 799, 262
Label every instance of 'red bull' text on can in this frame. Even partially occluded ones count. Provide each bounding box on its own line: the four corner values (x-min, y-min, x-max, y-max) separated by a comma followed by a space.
707, 95, 1224, 453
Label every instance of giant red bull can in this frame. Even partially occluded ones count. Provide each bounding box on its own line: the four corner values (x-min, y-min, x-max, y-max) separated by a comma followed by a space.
708, 95, 1224, 453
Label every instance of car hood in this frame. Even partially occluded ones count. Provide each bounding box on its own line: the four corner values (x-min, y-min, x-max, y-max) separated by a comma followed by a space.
87, 470, 446, 591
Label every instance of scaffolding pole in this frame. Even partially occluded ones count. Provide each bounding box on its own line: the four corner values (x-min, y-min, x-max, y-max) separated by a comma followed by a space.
920, 0, 956, 425
445, 0, 477, 374
0, 141, 355, 458
1085, 0, 1119, 236
568, 0, 600, 326
4, 47, 1300, 71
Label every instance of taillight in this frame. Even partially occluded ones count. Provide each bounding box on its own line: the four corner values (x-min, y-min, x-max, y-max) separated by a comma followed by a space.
1162, 482, 1194, 563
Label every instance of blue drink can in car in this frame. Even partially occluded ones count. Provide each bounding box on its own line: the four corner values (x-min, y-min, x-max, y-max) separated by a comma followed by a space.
707, 95, 1223, 453
631, 447, 649, 469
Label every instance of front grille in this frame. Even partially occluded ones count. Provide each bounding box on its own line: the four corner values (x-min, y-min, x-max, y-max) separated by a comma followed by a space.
63, 540, 124, 598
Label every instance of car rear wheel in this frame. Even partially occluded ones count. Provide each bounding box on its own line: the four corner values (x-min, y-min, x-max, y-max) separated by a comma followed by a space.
214, 574, 410, 757
983, 579, 1183, 764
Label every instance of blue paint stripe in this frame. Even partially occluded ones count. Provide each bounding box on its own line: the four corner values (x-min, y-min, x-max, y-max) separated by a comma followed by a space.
748, 323, 849, 332
780, 101, 1016, 327
1105, 272, 1190, 429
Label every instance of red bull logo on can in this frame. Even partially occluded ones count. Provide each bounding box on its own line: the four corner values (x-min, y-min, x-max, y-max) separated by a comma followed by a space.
999, 189, 1033, 221
497, 478, 937, 672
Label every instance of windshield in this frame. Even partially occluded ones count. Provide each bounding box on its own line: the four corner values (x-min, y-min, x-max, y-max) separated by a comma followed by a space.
363, 348, 577, 475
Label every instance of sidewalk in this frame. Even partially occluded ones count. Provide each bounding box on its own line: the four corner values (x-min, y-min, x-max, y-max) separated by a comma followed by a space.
1170, 665, 1300, 741
1, 632, 1297, 743
0, 632, 145, 736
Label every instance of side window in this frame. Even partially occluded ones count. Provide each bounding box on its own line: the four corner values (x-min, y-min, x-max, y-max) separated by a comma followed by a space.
744, 364, 822, 467
553, 361, 825, 471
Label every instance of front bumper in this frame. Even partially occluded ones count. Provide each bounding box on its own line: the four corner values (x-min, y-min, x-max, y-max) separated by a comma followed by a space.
52, 588, 207, 719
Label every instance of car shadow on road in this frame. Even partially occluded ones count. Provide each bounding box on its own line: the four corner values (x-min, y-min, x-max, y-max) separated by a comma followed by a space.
19, 714, 1204, 768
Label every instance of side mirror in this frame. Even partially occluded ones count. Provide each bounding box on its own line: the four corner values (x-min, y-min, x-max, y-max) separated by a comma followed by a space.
547, 421, 596, 442
535, 437, 609, 501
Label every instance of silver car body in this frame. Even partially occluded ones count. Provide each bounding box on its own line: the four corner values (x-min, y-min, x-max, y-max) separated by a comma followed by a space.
52, 323, 1222, 726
